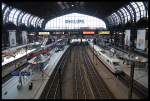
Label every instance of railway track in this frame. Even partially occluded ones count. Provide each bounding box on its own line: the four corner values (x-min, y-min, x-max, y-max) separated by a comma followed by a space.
82, 45, 114, 99
88, 43, 148, 99
41, 43, 123, 99
40, 47, 70, 99
73, 45, 89, 99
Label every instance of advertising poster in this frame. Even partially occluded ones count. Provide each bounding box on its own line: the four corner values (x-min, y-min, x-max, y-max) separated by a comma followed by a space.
136, 29, 146, 50
124, 30, 130, 46
22, 31, 28, 44
9, 30, 16, 47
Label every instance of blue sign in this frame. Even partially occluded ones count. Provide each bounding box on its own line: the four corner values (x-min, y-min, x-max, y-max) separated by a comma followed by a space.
21, 71, 30, 76
11, 71, 30, 76
65, 20, 84, 24
11, 71, 19, 76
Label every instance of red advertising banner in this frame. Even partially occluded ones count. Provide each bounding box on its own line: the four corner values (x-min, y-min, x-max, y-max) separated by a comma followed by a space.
83, 31, 95, 35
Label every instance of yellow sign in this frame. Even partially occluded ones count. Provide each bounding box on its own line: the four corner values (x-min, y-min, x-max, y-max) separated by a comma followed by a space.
39, 32, 50, 35
99, 31, 110, 34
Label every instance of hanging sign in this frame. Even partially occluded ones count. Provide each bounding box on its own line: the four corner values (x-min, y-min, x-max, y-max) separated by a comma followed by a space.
22, 31, 28, 44
9, 30, 16, 47
124, 30, 130, 46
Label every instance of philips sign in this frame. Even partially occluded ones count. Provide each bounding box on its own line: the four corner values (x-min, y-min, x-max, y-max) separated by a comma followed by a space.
65, 20, 84, 24
45, 13, 106, 30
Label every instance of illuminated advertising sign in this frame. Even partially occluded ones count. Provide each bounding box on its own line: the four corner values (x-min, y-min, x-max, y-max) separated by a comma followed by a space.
39, 32, 50, 35
53, 32, 64, 34
124, 30, 130, 46
45, 13, 106, 30
136, 29, 146, 50
99, 31, 110, 34
9, 30, 16, 47
65, 20, 84, 24
83, 31, 95, 35
22, 31, 28, 44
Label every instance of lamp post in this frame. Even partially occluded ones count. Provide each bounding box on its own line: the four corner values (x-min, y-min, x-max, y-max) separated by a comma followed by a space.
128, 60, 135, 99
93, 39, 94, 62
59, 65, 62, 99
128, 43, 135, 99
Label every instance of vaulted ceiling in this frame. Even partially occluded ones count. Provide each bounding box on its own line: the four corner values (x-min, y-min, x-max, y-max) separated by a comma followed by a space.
4, 1, 130, 21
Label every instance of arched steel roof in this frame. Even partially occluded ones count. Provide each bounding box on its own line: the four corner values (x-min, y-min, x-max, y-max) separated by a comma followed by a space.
2, 3, 45, 28
107, 1, 148, 27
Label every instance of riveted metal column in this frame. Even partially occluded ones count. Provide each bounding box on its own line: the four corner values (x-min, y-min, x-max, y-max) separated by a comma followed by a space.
128, 17, 136, 99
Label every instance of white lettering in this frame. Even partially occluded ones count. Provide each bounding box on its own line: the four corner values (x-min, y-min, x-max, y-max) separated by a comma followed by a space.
65, 20, 84, 24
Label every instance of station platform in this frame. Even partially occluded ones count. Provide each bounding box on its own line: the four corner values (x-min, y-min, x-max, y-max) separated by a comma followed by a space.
113, 46, 148, 58
2, 48, 36, 66
89, 42, 148, 89
2, 45, 69, 99
113, 49, 148, 89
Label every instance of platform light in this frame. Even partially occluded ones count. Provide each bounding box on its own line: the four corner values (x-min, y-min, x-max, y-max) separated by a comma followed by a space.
135, 56, 139, 60
29, 33, 35, 35
145, 28, 148, 29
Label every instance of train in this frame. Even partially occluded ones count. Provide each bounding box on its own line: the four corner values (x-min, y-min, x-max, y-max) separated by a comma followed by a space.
89, 42, 123, 74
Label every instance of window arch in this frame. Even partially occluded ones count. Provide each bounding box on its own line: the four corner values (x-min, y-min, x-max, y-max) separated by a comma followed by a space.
130, 2, 141, 22
24, 14, 31, 26
122, 7, 131, 23
8, 8, 17, 22
136, 2, 146, 18
3, 7, 10, 23
17, 12, 25, 26
117, 10, 125, 24
13, 10, 21, 25
127, 5, 135, 22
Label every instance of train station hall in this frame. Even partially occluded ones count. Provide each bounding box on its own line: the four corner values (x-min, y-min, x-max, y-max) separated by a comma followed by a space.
2, 0, 148, 99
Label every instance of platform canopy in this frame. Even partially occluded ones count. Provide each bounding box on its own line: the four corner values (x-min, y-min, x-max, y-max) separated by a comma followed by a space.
45, 13, 106, 30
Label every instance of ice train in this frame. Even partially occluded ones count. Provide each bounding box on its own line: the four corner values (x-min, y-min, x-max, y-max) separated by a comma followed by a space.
89, 42, 123, 74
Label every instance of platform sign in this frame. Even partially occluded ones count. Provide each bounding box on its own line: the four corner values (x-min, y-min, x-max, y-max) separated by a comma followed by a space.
11, 71, 30, 76
136, 29, 146, 50
9, 30, 16, 47
124, 30, 130, 46
22, 31, 28, 44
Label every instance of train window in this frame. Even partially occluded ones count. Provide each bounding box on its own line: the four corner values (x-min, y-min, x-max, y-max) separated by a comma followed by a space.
107, 60, 109, 63
101, 50, 105, 54
113, 62, 120, 66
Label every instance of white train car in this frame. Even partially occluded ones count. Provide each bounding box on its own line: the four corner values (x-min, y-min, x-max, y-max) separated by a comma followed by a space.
89, 42, 123, 74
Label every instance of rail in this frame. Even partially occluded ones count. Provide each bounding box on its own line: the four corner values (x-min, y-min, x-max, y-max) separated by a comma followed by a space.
40, 47, 70, 99
82, 44, 114, 99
